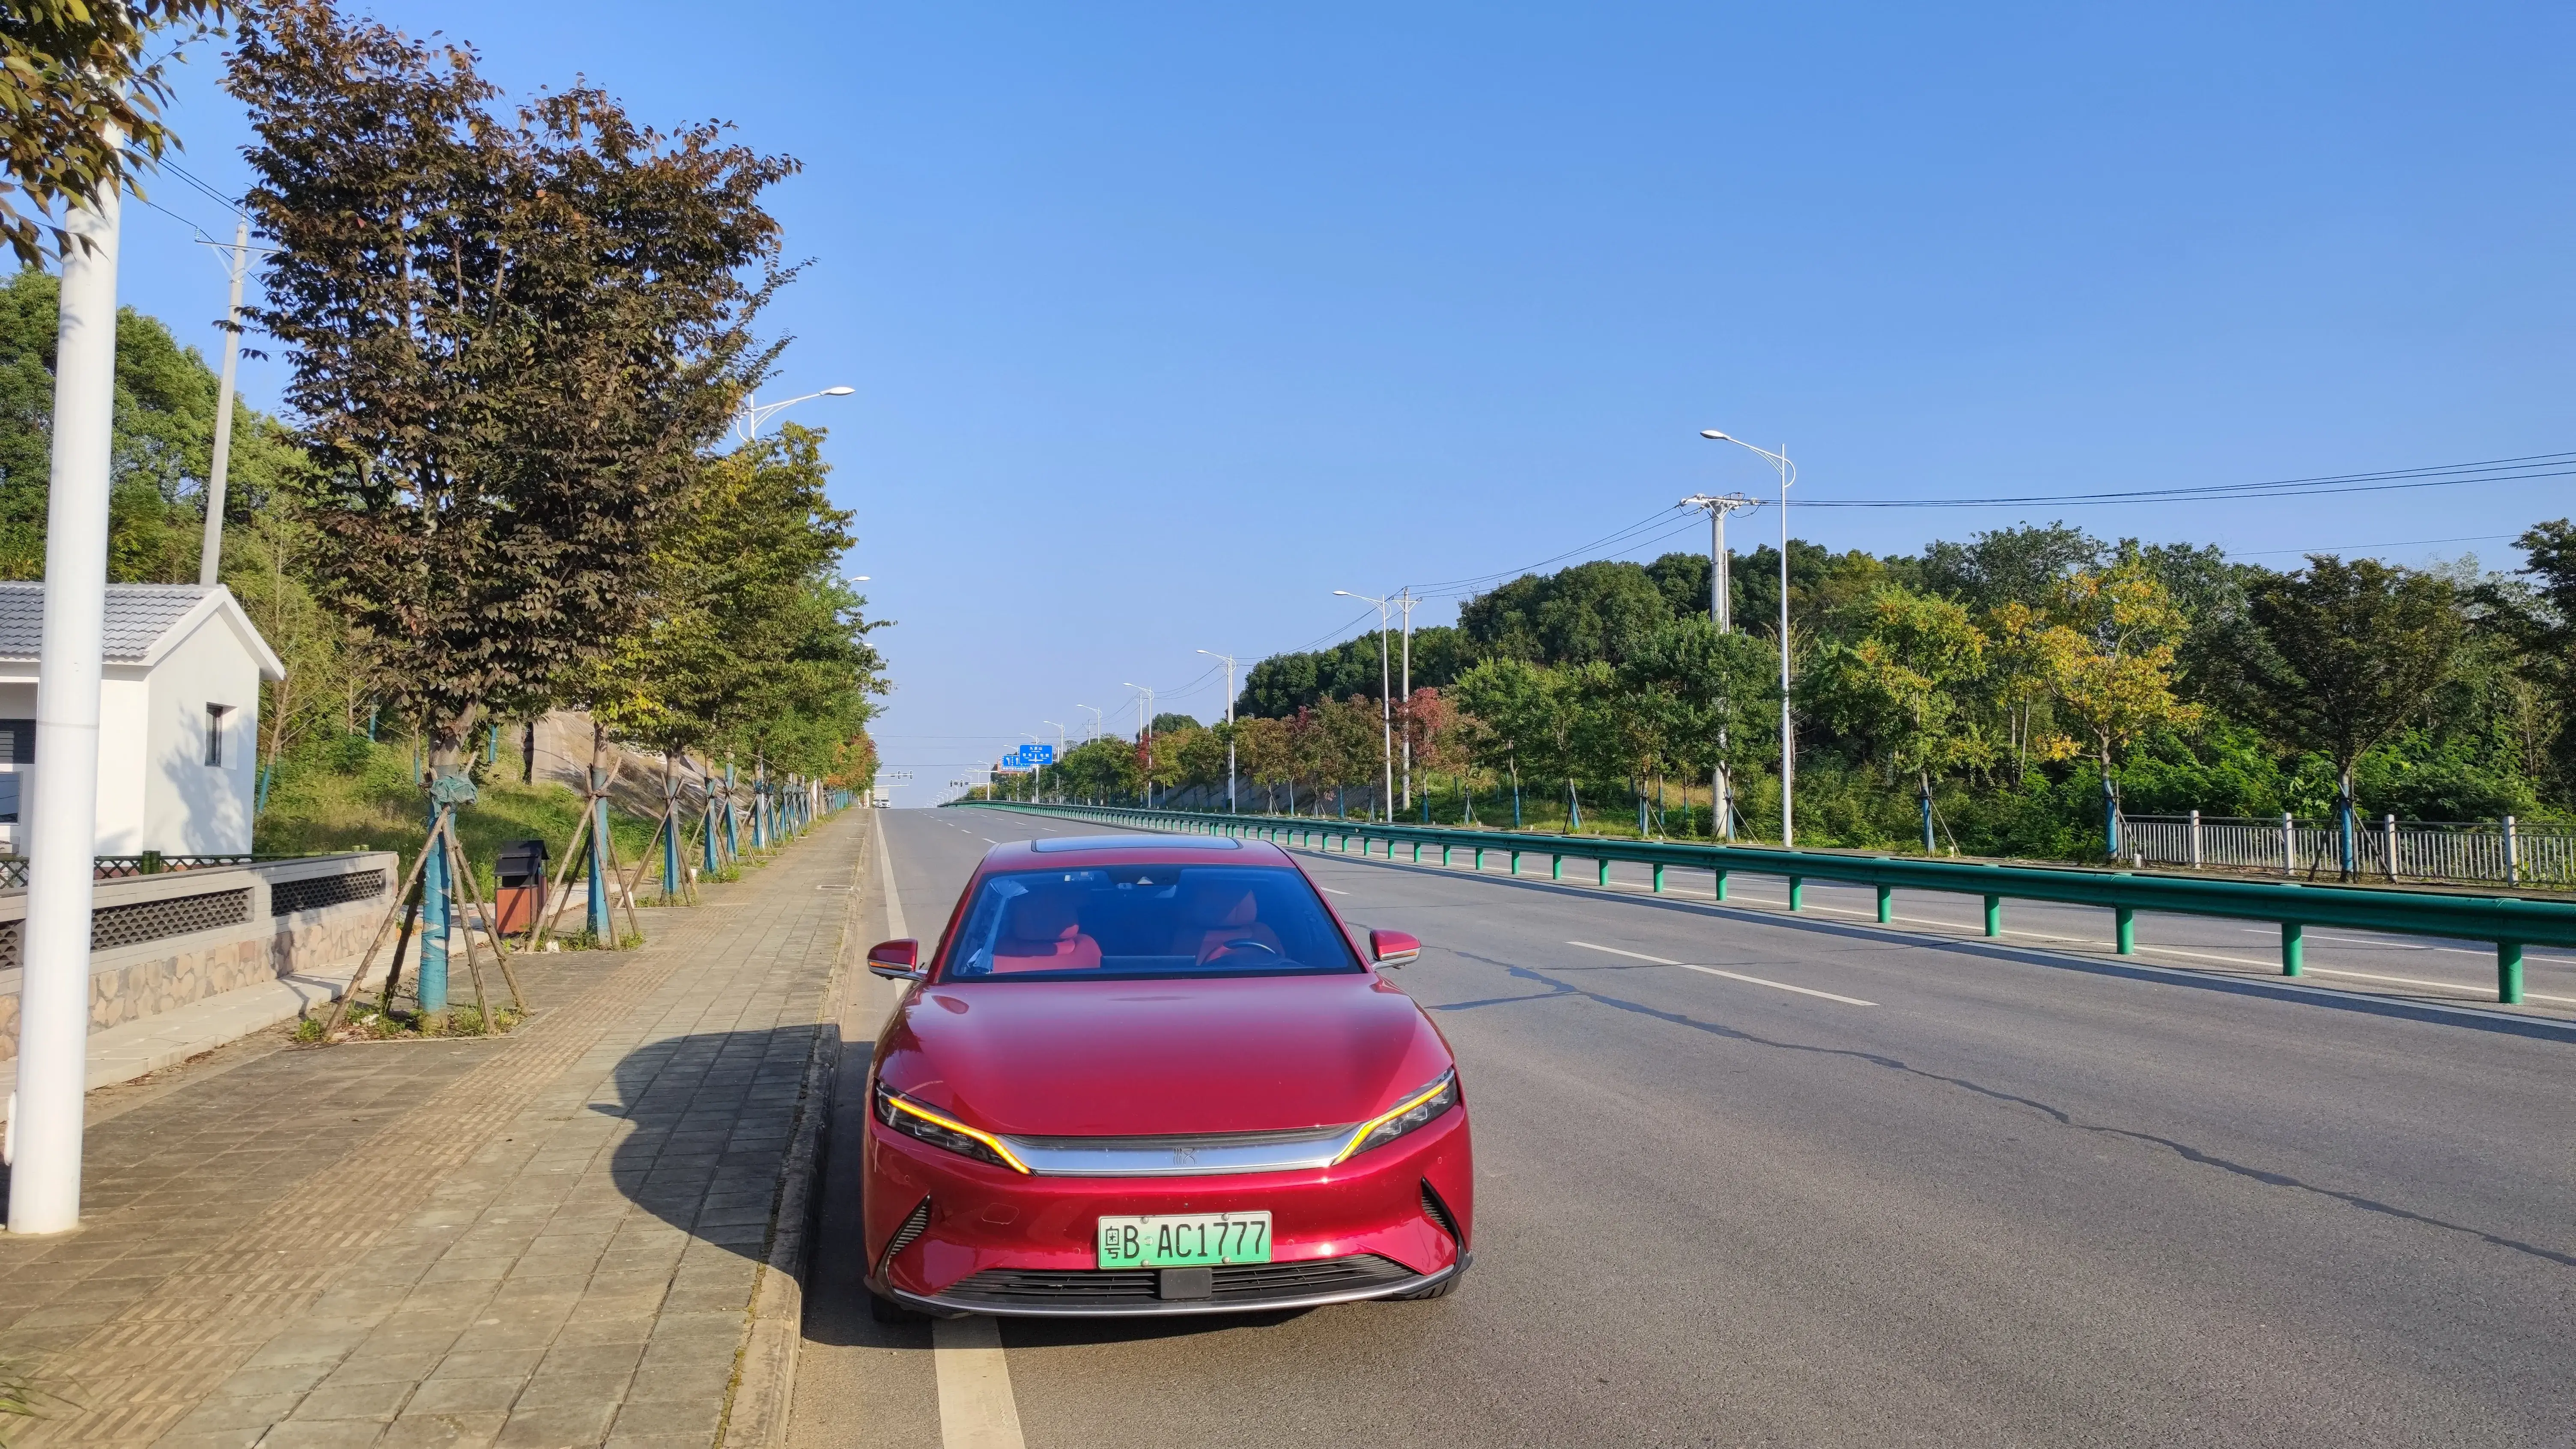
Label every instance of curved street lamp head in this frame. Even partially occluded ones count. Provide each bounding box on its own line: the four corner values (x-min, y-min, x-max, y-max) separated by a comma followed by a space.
1700, 429, 1730, 440
821, 386, 856, 397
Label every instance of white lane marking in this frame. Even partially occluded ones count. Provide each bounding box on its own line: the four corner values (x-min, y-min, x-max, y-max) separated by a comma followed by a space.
933, 1314, 1027, 1449
877, 809, 909, 939
1317, 886, 1350, 895
1565, 940, 1877, 1006
981, 837, 1000, 845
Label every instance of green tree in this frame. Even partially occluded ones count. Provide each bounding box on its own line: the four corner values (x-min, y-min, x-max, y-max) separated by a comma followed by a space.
1619, 616, 1778, 838
1806, 586, 1992, 844
1458, 560, 1673, 666
599, 424, 884, 780
2238, 555, 2466, 871
2484, 520, 2575, 794
1451, 657, 1559, 823
2037, 556, 2202, 855
0, 267, 302, 581
1918, 522, 2104, 614
0, 1, 227, 266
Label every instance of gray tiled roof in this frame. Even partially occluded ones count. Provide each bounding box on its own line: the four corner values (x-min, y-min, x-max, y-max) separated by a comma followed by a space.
0, 583, 215, 662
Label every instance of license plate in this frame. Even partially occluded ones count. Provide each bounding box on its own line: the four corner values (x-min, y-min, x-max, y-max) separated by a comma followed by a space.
1097, 1211, 1273, 1268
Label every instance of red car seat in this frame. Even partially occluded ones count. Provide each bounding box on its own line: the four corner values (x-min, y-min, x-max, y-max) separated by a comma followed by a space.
1169, 883, 1284, 963
990, 886, 1103, 972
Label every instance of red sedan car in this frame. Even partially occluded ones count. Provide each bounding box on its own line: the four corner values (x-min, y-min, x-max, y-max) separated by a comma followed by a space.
860, 832, 1472, 1318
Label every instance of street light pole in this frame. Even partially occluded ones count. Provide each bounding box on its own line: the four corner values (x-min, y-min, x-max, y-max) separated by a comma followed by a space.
1196, 650, 1238, 813
11, 173, 122, 1236
1397, 588, 1417, 815
1701, 432, 1798, 848
1043, 722, 1066, 803
1334, 590, 1396, 821
731, 385, 855, 446
1075, 704, 1103, 741
1123, 684, 1156, 806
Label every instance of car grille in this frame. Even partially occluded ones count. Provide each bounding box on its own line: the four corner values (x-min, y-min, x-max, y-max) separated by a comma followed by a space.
940, 1252, 1415, 1308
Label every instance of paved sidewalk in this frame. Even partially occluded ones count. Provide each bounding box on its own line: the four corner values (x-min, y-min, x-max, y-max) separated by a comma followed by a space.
0, 811, 866, 1449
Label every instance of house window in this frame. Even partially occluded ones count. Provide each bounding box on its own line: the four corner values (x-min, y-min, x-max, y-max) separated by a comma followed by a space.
206, 704, 232, 766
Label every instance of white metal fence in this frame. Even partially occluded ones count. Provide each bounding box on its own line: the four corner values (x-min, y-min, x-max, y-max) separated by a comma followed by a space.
2122, 813, 2576, 888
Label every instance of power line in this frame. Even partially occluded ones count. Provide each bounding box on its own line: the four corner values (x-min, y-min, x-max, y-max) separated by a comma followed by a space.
153, 156, 244, 213
1795, 451, 2575, 509
2229, 532, 2520, 559
1404, 503, 1692, 595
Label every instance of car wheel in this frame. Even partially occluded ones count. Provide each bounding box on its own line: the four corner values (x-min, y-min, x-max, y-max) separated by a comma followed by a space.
870, 1287, 929, 1324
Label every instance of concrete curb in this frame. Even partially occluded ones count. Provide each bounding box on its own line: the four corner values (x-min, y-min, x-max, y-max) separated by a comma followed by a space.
719, 820, 863, 1448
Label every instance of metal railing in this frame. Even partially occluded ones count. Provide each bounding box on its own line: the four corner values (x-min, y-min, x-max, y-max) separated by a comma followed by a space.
2122, 813, 2576, 889
0, 853, 284, 889
957, 802, 2576, 1005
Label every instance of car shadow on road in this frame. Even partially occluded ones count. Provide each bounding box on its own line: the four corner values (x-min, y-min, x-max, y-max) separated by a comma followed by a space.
593, 1021, 838, 1270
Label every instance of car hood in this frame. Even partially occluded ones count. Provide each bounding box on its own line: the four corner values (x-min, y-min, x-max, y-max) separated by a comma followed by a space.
877, 973, 1453, 1137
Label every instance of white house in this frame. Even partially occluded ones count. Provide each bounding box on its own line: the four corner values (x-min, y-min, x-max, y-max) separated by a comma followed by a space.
0, 584, 286, 856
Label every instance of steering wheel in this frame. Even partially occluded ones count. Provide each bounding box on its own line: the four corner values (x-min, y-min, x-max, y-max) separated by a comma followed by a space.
1204, 936, 1284, 963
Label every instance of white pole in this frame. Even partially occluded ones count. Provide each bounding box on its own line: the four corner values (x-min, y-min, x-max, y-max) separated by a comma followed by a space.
1713, 505, 1727, 838
1375, 598, 1393, 821
196, 217, 249, 587
9, 179, 122, 1235
1777, 450, 1794, 849
1398, 589, 1414, 814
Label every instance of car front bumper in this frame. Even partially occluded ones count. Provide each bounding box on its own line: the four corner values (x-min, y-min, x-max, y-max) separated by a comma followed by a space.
863, 1106, 1473, 1317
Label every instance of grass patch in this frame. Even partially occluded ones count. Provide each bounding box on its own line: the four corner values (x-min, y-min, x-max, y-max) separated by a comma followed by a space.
256, 734, 673, 891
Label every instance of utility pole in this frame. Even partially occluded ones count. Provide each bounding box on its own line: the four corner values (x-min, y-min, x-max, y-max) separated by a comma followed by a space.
1397, 588, 1416, 814
1702, 432, 1797, 847
1681, 492, 1757, 838
1335, 591, 1396, 820
1196, 651, 1238, 813
11, 172, 123, 1236
197, 217, 250, 587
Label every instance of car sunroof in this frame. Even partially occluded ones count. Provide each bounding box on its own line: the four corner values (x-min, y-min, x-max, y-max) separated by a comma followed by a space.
1027, 833, 1243, 853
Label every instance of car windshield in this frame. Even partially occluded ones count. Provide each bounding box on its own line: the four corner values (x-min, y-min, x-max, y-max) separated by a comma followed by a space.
941, 864, 1361, 981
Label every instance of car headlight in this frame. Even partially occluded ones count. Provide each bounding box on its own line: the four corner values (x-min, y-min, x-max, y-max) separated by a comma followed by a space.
1334, 1069, 1460, 1163
872, 1079, 1031, 1174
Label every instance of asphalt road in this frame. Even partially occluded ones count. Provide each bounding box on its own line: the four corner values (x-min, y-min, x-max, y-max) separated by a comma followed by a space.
790, 807, 2576, 1448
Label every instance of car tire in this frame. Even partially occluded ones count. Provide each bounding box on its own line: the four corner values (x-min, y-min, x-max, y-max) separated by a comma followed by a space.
869, 1287, 929, 1324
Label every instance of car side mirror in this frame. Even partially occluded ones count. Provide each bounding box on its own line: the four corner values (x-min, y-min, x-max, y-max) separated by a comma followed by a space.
867, 939, 924, 980
1368, 929, 1420, 968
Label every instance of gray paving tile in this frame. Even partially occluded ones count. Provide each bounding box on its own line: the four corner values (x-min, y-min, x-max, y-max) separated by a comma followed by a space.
167, 1393, 306, 1432
252, 1420, 391, 1449
512, 1372, 633, 1411
494, 1402, 620, 1448
381, 1410, 509, 1448
405, 1377, 529, 1416
292, 1377, 413, 1422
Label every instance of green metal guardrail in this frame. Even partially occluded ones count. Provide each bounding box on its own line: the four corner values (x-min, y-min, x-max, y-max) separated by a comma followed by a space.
959, 801, 2576, 1005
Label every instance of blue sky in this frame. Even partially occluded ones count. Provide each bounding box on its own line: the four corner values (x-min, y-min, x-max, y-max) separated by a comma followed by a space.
116, 3, 2573, 803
